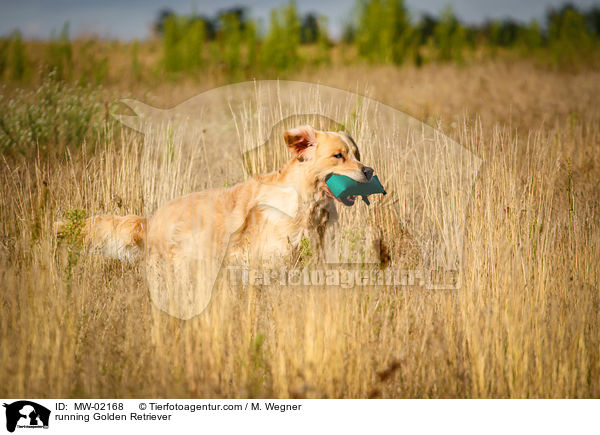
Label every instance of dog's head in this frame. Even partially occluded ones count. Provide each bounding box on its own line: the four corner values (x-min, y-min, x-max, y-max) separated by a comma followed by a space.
284, 125, 374, 206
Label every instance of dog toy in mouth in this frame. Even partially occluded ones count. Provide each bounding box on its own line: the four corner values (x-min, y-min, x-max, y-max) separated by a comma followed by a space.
325, 174, 387, 205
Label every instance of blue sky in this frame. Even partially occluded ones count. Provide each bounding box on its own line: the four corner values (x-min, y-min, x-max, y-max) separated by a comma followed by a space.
1, 0, 599, 40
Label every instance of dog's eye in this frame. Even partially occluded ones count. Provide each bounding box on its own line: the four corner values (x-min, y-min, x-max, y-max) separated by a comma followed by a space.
333, 153, 343, 159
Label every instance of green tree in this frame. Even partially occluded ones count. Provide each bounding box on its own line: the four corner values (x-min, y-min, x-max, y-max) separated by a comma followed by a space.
184, 18, 206, 70
219, 12, 243, 75
548, 7, 595, 66
355, 0, 413, 64
517, 19, 542, 56
315, 16, 331, 65
8, 31, 28, 82
260, 1, 301, 71
244, 20, 259, 71
47, 23, 73, 81
163, 15, 183, 72
433, 5, 466, 63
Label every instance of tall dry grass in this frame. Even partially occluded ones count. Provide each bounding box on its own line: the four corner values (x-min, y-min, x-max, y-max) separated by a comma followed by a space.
0, 62, 598, 398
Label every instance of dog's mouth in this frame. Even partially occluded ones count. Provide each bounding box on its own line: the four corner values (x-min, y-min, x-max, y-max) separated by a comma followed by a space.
320, 180, 356, 207
338, 195, 356, 206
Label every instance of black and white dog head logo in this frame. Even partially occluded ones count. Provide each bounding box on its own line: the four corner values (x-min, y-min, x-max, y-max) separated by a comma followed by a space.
3, 401, 50, 432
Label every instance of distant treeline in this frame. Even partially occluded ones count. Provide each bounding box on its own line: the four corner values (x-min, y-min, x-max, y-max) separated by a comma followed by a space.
0, 0, 599, 84
155, 0, 600, 73
156, 2, 330, 75
345, 1, 600, 65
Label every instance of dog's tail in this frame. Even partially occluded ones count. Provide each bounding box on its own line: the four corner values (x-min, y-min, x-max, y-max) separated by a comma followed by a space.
55, 215, 147, 263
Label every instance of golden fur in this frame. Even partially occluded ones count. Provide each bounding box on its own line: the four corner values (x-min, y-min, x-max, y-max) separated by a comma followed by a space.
57, 125, 372, 268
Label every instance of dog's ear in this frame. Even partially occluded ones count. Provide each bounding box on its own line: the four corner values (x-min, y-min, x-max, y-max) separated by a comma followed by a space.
284, 125, 316, 156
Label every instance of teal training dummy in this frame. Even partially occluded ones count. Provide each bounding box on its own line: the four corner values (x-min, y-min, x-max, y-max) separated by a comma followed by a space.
326, 174, 387, 205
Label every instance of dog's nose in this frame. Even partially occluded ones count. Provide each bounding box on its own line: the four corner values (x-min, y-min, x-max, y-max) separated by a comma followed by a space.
362, 166, 374, 181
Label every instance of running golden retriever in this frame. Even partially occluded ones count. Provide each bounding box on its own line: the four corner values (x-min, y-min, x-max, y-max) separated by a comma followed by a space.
56, 125, 374, 317
57, 125, 373, 265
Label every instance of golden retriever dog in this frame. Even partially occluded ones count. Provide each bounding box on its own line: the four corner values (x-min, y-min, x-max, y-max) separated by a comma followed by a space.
56, 125, 374, 317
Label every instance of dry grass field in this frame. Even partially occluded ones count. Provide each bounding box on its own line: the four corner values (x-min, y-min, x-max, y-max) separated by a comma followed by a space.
1, 60, 599, 398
